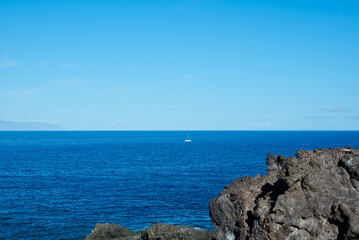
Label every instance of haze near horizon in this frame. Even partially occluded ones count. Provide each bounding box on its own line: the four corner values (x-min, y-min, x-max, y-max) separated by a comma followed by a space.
1, 0, 358, 130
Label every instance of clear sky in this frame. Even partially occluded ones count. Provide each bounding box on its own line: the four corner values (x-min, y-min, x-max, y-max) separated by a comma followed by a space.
0, 0, 358, 130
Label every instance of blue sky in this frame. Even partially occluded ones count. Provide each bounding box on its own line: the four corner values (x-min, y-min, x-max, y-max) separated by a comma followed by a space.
0, 0, 358, 130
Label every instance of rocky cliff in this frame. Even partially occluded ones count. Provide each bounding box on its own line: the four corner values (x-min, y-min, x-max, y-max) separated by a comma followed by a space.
85, 147, 359, 240
209, 147, 359, 239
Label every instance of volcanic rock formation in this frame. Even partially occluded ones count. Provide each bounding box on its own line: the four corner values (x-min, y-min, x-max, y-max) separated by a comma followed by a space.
209, 147, 359, 239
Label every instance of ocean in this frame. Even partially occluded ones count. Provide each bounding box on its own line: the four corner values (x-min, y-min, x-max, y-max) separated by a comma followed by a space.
0, 131, 358, 239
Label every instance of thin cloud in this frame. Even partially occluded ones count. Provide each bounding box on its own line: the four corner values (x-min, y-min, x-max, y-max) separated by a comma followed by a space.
4, 88, 36, 96
61, 62, 76, 68
181, 73, 207, 80
1, 60, 22, 68
115, 120, 133, 125
305, 116, 337, 120
55, 78, 81, 86
234, 118, 274, 129
110, 86, 152, 92
3, 84, 47, 96
33, 61, 75, 68
33, 61, 53, 67
306, 116, 359, 120
103, 120, 134, 125
320, 108, 351, 113
148, 103, 196, 110
345, 116, 359, 120
199, 118, 209, 121
248, 120, 273, 128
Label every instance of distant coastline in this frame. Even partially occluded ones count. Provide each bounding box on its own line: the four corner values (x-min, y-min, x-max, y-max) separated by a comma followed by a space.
0, 120, 63, 130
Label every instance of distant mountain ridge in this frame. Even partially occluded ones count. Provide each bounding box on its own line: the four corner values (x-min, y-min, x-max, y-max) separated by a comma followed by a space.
0, 120, 63, 130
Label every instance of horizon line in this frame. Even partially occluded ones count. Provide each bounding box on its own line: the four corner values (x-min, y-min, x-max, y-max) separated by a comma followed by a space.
0, 129, 358, 132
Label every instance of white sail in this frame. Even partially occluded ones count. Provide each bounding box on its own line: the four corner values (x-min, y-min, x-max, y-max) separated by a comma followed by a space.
185, 131, 192, 142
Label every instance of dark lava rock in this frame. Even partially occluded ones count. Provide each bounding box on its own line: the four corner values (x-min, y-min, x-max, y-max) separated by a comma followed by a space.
84, 223, 139, 240
84, 222, 212, 240
209, 147, 359, 239
140, 222, 212, 240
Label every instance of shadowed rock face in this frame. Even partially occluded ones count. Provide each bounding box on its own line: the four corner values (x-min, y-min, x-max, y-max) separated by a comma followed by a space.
209, 147, 359, 240
85, 147, 359, 240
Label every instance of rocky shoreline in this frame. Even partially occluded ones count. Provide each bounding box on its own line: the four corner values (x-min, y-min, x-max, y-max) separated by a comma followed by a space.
85, 147, 359, 240
84, 222, 212, 240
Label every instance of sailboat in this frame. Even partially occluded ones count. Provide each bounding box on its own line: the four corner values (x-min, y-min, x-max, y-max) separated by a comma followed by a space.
184, 131, 192, 142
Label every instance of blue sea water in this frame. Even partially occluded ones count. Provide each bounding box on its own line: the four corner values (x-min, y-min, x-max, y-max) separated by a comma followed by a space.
0, 131, 358, 239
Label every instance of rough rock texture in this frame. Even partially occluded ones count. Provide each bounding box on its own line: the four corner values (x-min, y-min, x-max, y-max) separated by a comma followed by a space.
209, 147, 359, 240
84, 222, 212, 240
141, 223, 212, 240
84, 223, 139, 240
